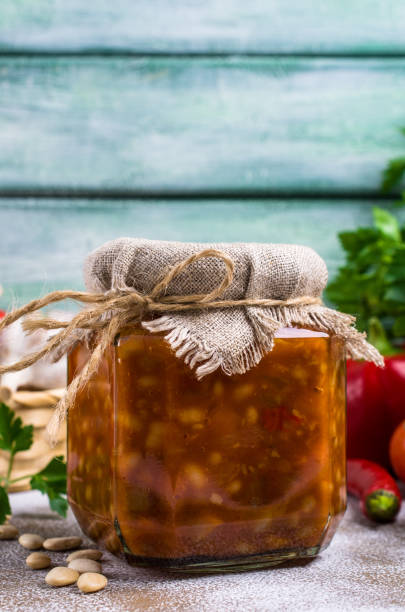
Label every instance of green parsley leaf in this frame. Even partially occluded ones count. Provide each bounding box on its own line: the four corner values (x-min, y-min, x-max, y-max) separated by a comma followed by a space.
0, 403, 33, 455
326, 206, 405, 355
0, 486, 11, 524
30, 456, 68, 518
367, 317, 399, 356
392, 314, 405, 337
48, 495, 68, 517
373, 207, 401, 242
0, 404, 67, 523
381, 157, 405, 193
338, 228, 379, 259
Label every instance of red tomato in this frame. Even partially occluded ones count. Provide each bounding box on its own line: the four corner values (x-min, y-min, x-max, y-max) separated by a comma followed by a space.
389, 420, 405, 482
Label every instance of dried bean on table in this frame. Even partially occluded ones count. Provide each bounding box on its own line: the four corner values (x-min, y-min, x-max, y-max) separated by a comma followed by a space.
45, 567, 79, 587
18, 534, 44, 550
77, 572, 108, 593
26, 552, 51, 569
43, 536, 82, 551
68, 559, 102, 574
67, 549, 103, 562
0, 524, 18, 539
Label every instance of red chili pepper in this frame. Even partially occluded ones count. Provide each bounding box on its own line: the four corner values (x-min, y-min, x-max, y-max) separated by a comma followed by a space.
347, 357, 405, 470
347, 458, 401, 523
0, 310, 5, 318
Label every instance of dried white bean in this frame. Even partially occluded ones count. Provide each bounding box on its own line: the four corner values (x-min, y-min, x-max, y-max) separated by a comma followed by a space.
68, 559, 101, 574
77, 572, 108, 593
0, 524, 18, 540
26, 552, 51, 570
18, 533, 44, 550
43, 536, 82, 551
67, 549, 103, 562
45, 567, 79, 587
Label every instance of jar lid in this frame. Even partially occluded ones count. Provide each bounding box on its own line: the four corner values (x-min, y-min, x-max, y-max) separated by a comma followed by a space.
83, 238, 382, 378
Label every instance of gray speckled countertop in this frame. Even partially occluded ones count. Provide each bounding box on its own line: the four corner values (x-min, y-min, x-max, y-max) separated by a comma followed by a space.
1, 491, 405, 612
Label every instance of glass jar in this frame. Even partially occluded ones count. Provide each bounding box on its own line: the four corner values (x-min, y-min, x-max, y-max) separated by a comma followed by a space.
67, 326, 346, 572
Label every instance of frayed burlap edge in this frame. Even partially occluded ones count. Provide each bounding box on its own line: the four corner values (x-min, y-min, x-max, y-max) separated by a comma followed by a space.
144, 304, 383, 379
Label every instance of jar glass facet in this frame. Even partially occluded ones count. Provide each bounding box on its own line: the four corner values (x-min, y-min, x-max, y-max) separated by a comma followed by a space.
67, 327, 346, 572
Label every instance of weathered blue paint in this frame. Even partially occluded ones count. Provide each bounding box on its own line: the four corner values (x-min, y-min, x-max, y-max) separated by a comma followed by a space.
0, 58, 404, 194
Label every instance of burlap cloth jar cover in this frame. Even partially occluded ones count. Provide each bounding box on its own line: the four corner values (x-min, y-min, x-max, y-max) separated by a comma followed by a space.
0, 238, 382, 442
85, 238, 381, 374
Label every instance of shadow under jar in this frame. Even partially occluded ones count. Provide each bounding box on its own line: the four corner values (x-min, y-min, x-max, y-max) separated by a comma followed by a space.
67, 326, 346, 573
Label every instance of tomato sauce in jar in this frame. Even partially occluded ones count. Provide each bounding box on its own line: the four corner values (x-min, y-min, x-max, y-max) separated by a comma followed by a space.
67, 326, 346, 571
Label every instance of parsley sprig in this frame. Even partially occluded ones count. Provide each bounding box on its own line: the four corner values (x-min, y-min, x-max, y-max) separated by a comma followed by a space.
0, 402, 67, 524
326, 127, 405, 355
326, 206, 405, 355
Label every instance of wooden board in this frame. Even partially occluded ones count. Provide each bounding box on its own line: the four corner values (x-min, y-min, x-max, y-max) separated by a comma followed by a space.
0, 198, 401, 310
1, 58, 405, 195
1, 1, 405, 54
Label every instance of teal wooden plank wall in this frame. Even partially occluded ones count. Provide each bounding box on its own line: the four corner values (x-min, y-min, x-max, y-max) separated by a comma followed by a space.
1, 58, 405, 194
0, 2, 404, 309
1, 1, 405, 54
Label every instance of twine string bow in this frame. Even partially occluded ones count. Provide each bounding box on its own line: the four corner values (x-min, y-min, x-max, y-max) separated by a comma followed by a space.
0, 249, 322, 444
